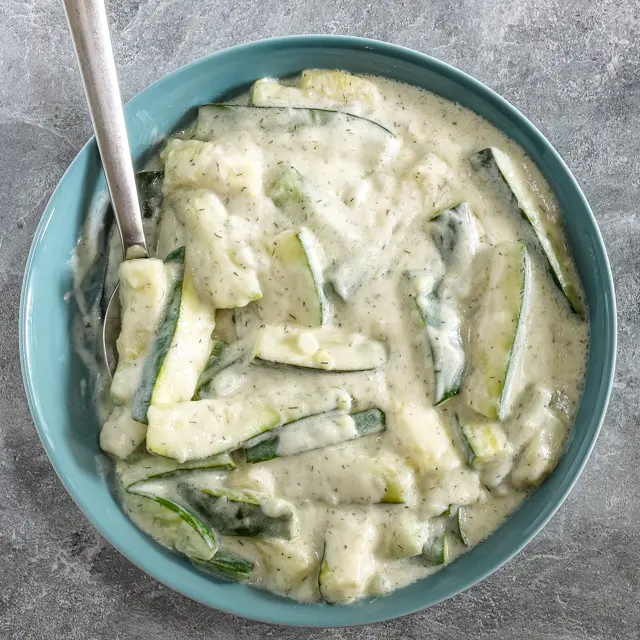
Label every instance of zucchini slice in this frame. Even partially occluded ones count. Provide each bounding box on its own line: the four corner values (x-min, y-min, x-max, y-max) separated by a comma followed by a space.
251, 70, 382, 110
408, 269, 465, 405
110, 257, 168, 406
192, 340, 228, 400
421, 531, 450, 566
269, 168, 360, 259
455, 507, 471, 547
100, 406, 147, 460
463, 243, 531, 420
161, 138, 263, 199
252, 325, 388, 371
474, 147, 583, 314
179, 485, 295, 539
150, 271, 216, 407
381, 512, 429, 559
298, 69, 382, 107
193, 550, 254, 582
452, 413, 511, 468
257, 228, 328, 327
127, 492, 218, 561
428, 202, 480, 271
130, 247, 185, 423
145, 399, 282, 462
510, 417, 564, 489
191, 104, 392, 139
244, 408, 385, 463
117, 450, 234, 488
164, 189, 262, 309
319, 512, 377, 604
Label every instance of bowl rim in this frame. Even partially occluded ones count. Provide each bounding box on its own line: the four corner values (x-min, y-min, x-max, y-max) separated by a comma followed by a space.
19, 34, 617, 626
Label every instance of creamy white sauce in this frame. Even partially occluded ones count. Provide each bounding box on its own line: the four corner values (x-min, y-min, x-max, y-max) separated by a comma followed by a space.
83, 71, 589, 604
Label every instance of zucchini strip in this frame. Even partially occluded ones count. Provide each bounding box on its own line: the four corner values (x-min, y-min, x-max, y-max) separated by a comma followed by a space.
463, 243, 531, 420
145, 399, 282, 462
474, 147, 583, 314
257, 228, 328, 327
193, 550, 254, 582
131, 247, 185, 423
191, 104, 393, 139
421, 531, 450, 566
408, 270, 465, 405
244, 408, 385, 463
129, 492, 218, 561
319, 512, 377, 604
118, 451, 234, 488
179, 485, 295, 539
135, 170, 164, 221
252, 325, 388, 371
251, 70, 382, 111
110, 257, 168, 406
269, 168, 361, 259
428, 202, 480, 271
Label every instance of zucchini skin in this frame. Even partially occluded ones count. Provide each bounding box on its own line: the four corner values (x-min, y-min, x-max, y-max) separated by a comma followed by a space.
194, 103, 394, 137
133, 493, 219, 560
130, 247, 186, 424
244, 408, 386, 463
408, 271, 465, 406
474, 147, 583, 315
192, 340, 228, 400
179, 485, 295, 539
193, 550, 254, 582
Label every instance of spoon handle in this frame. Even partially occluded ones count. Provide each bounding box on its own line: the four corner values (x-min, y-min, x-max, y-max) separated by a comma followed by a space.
63, 0, 147, 258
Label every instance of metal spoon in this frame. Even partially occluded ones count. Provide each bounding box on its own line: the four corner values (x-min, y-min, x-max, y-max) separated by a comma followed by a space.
63, 0, 147, 376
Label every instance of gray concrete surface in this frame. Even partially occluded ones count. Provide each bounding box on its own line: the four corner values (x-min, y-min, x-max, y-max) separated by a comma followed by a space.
1, 0, 639, 638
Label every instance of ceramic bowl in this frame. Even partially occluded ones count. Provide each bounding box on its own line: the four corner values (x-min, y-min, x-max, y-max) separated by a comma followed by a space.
20, 35, 616, 627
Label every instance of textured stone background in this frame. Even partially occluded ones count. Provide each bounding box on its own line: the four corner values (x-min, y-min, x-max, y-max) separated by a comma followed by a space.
1, 1, 639, 638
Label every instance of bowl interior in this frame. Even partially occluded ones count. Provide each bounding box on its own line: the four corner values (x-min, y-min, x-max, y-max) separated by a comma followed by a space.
20, 36, 616, 627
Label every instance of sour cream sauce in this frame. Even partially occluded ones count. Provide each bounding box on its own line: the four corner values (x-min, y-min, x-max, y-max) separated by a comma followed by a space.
98, 72, 588, 604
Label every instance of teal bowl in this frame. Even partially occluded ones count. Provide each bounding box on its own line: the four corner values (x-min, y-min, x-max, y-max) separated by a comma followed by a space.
20, 35, 616, 626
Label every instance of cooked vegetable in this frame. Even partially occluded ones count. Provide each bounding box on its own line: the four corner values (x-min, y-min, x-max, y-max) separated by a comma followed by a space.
452, 413, 511, 467
118, 450, 234, 488
428, 202, 480, 271
319, 512, 377, 604
193, 550, 254, 582
251, 70, 382, 110
127, 492, 218, 561
145, 399, 282, 462
179, 485, 295, 538
110, 257, 168, 406
253, 325, 387, 371
150, 272, 216, 406
511, 418, 564, 489
257, 228, 328, 327
408, 269, 465, 405
161, 188, 262, 308
474, 147, 583, 314
192, 340, 232, 400
100, 406, 147, 460
244, 408, 385, 463
455, 507, 471, 547
269, 168, 360, 258
421, 531, 449, 566
130, 247, 185, 423
191, 104, 392, 139
464, 243, 531, 419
